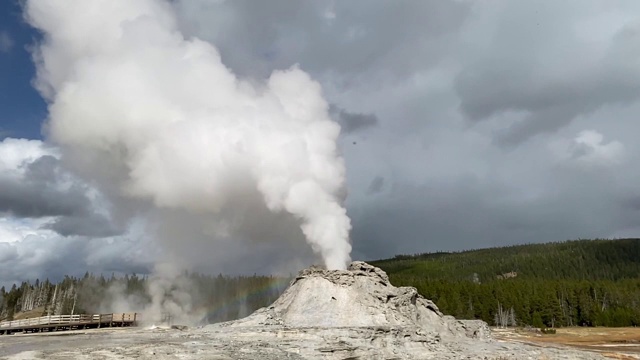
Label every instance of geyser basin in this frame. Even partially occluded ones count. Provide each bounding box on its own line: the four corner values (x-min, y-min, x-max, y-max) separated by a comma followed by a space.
1, 262, 609, 360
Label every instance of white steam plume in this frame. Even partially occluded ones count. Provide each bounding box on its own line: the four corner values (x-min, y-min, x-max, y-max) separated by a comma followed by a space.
25, 0, 352, 270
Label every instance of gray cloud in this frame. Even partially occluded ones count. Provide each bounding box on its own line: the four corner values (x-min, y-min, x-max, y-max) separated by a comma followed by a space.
173, 0, 470, 79
367, 176, 384, 195
330, 105, 379, 133
0, 233, 154, 288
43, 213, 119, 238
81, 1, 640, 260
0, 156, 85, 217
454, 2, 640, 146
622, 196, 640, 212
0, 155, 119, 238
352, 169, 637, 259
7, 1, 640, 284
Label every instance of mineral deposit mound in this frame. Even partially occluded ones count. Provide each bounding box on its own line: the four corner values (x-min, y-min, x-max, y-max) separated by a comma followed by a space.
199, 262, 607, 359
230, 261, 489, 338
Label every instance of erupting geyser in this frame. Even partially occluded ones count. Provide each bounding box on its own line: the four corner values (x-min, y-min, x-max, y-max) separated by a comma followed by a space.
25, 0, 352, 269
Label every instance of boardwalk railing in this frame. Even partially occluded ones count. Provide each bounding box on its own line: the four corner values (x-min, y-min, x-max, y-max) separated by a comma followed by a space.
0, 313, 139, 334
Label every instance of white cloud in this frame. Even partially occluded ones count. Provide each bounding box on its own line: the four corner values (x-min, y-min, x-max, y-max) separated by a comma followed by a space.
0, 224, 154, 287
0, 200, 154, 286
0, 218, 28, 243
573, 130, 624, 163
323, 2, 336, 22
0, 217, 55, 244
551, 130, 625, 167
0, 138, 55, 174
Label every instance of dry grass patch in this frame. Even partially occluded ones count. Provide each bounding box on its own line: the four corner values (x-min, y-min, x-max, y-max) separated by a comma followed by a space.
4, 307, 47, 321
494, 327, 640, 359
528, 327, 640, 346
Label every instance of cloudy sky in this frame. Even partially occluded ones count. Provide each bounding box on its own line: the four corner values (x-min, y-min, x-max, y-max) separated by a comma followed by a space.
1, 0, 640, 286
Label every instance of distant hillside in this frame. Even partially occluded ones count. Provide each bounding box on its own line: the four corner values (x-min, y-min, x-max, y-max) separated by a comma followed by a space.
372, 238, 640, 282
372, 239, 640, 328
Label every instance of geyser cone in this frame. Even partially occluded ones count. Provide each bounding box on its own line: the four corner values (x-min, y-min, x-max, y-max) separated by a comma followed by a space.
229, 262, 490, 340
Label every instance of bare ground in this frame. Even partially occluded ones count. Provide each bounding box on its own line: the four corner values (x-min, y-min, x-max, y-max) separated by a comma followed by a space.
0, 325, 625, 360
493, 327, 640, 359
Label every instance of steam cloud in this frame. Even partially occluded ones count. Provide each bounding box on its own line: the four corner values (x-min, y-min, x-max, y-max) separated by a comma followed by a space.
24, 0, 352, 321
25, 0, 351, 270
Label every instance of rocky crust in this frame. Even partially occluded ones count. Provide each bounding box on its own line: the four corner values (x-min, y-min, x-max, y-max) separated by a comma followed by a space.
228, 261, 490, 341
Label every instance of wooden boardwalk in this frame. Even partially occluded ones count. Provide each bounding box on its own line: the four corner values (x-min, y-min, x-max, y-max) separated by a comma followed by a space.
0, 313, 139, 335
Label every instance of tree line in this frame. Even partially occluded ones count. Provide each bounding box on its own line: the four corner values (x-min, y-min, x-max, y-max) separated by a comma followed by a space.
373, 238, 640, 328
0, 272, 290, 324
3, 238, 638, 328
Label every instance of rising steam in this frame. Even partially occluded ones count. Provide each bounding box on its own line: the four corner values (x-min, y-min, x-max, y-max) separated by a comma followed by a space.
25, 0, 352, 271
